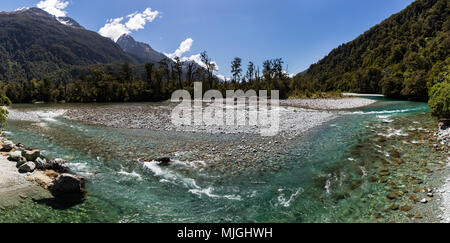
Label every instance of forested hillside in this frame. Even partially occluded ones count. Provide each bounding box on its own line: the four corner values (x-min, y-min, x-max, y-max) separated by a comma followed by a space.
0, 8, 136, 83
292, 0, 449, 100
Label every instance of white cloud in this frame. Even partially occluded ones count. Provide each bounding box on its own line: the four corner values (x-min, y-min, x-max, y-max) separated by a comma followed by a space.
164, 38, 194, 59
37, 0, 69, 17
181, 54, 219, 71
126, 8, 159, 31
99, 8, 160, 42
98, 17, 130, 42
164, 39, 224, 76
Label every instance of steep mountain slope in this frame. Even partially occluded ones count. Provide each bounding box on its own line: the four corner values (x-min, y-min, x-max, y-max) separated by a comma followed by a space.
117, 34, 168, 64
0, 8, 136, 82
299, 0, 449, 99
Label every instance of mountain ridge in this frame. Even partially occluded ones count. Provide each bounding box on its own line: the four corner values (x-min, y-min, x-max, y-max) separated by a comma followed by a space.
0, 7, 137, 82
116, 34, 169, 64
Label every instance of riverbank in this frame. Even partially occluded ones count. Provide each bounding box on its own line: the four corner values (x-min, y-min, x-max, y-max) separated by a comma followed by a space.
437, 123, 450, 222
0, 135, 86, 212
280, 97, 377, 110
0, 154, 51, 208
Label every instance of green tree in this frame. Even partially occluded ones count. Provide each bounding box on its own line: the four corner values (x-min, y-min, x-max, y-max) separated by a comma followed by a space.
231, 57, 242, 83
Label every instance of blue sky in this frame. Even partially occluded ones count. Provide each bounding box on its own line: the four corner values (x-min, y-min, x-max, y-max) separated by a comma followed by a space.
2, 0, 415, 78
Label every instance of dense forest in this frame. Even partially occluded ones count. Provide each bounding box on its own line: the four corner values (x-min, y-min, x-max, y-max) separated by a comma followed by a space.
291, 0, 449, 101
0, 52, 293, 103
0, 8, 136, 83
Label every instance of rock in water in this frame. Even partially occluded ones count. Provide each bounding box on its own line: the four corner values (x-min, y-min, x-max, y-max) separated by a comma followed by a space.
156, 157, 171, 166
19, 162, 36, 173
1, 140, 15, 152
49, 174, 86, 195
22, 150, 41, 161
44, 159, 69, 173
8, 151, 23, 161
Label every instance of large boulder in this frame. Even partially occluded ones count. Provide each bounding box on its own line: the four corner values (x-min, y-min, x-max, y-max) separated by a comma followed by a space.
22, 150, 41, 161
1, 140, 15, 152
43, 159, 69, 173
18, 162, 36, 173
49, 174, 86, 195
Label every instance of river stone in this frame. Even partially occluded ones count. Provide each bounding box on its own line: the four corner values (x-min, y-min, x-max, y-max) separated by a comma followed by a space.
44, 159, 69, 173
19, 162, 36, 173
8, 151, 23, 161
1, 140, 15, 152
400, 205, 412, 212
16, 157, 27, 168
34, 157, 47, 169
387, 192, 398, 200
156, 157, 171, 166
22, 150, 41, 161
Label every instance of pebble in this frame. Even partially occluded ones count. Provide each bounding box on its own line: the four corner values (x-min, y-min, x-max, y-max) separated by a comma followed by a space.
420, 198, 428, 204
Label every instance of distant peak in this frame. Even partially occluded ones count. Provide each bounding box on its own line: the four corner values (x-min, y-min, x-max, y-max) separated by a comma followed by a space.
18, 7, 53, 17
117, 34, 134, 42
57, 16, 84, 29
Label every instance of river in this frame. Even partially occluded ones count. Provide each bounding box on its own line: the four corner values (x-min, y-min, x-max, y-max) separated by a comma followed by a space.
0, 97, 447, 223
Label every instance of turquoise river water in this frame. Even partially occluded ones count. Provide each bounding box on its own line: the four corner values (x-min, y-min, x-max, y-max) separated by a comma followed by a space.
0, 98, 447, 223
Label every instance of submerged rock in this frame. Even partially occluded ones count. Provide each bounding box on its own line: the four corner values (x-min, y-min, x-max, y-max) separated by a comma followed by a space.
400, 205, 412, 212
387, 192, 398, 200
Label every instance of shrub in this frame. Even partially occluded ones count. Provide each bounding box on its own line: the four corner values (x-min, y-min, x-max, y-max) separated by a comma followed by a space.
0, 95, 9, 129
428, 82, 450, 119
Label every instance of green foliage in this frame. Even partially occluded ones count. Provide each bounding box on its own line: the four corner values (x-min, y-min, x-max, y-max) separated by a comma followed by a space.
0, 107, 7, 129
428, 81, 450, 118
292, 0, 449, 100
289, 90, 343, 99
0, 94, 9, 129
0, 95, 11, 106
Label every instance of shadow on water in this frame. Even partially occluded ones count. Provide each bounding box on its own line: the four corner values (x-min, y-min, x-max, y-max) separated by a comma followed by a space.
33, 194, 85, 210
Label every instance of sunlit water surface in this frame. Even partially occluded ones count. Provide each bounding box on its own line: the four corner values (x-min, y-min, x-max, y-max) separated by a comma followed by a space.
0, 98, 445, 222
